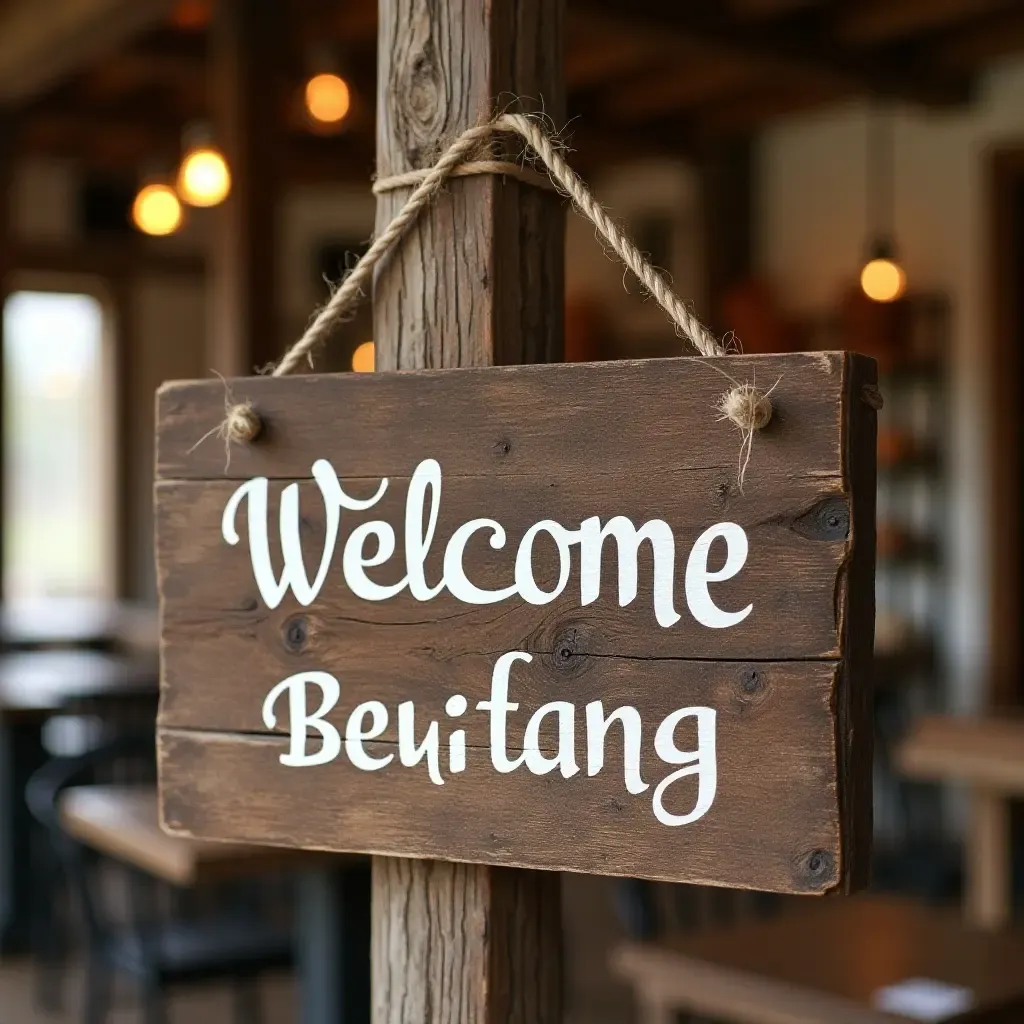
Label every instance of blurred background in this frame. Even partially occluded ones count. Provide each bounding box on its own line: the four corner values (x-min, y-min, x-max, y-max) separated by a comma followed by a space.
1, 1, 1024, 1022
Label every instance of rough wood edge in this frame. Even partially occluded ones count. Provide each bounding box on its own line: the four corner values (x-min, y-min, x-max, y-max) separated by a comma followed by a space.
836, 352, 877, 894
155, 717, 844, 894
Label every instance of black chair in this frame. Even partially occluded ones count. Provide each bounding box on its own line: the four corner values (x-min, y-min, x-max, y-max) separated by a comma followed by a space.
26, 735, 294, 1024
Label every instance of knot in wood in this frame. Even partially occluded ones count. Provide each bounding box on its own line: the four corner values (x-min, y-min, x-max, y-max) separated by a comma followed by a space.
224, 402, 262, 445
720, 384, 772, 432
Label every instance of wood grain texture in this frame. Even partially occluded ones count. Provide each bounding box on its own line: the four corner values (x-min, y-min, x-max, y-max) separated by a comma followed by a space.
160, 656, 842, 891
156, 466, 848, 736
372, 0, 564, 371
370, 2, 564, 1023
154, 351, 875, 893
836, 353, 876, 893
157, 353, 848, 481
370, 859, 561, 1024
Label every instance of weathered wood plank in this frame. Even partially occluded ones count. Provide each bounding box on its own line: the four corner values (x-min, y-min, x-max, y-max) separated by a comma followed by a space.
155, 471, 851, 737
160, 653, 842, 892
836, 353, 876, 893
154, 350, 876, 895
156, 353, 847, 482
155, 467, 849, 717
371, 1, 566, 1020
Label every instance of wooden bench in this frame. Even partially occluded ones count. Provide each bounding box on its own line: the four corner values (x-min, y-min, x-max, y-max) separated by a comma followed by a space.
612, 895, 1024, 1024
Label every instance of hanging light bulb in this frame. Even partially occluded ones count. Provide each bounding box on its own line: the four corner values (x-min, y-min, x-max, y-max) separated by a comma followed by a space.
860, 241, 906, 304
132, 183, 183, 237
177, 124, 231, 207
352, 341, 375, 372
305, 72, 351, 126
860, 104, 907, 303
178, 146, 231, 207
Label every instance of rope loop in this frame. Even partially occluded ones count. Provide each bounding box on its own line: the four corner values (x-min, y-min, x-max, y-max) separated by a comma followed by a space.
212, 112, 773, 485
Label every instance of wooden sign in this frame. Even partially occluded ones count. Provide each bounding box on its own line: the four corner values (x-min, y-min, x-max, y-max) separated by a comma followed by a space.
156, 352, 876, 895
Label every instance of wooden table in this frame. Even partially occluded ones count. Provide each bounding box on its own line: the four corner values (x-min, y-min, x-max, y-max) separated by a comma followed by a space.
0, 649, 159, 722
0, 650, 158, 953
60, 785, 339, 885
0, 599, 159, 653
897, 714, 1024, 930
612, 896, 1024, 1024
60, 785, 370, 1024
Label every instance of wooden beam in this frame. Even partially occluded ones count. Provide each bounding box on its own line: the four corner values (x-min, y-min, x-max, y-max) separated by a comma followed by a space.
605, 55, 758, 120
933, 7, 1024, 69
0, 0, 176, 104
207, 0, 283, 376
583, 0, 973, 107
839, 0, 1014, 46
692, 76, 851, 137
372, 0, 564, 1021
7, 240, 204, 280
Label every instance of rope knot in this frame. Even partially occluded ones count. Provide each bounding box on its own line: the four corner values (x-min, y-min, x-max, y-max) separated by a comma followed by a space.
720, 384, 773, 432
716, 383, 775, 493
224, 402, 262, 444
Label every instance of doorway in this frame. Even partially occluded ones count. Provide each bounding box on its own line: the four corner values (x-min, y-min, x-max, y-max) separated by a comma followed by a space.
2, 286, 115, 602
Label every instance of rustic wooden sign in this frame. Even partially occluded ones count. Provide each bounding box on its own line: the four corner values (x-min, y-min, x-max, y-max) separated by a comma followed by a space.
156, 352, 876, 894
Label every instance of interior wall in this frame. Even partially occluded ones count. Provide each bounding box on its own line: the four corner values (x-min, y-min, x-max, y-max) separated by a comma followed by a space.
757, 55, 1024, 715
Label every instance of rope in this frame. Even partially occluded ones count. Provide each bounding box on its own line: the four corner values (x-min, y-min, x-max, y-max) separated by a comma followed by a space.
372, 159, 557, 195
214, 112, 772, 485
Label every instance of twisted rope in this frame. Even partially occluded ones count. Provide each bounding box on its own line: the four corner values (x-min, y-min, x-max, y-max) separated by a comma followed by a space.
214, 112, 771, 485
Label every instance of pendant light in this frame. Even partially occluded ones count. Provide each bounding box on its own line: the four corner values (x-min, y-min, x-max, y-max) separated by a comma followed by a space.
860, 104, 906, 304
302, 45, 352, 133
177, 122, 232, 208
132, 182, 183, 237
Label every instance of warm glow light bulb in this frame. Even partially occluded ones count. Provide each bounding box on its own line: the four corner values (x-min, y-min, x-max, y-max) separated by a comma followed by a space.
178, 147, 231, 207
352, 341, 375, 372
860, 257, 906, 303
305, 73, 351, 125
132, 183, 183, 236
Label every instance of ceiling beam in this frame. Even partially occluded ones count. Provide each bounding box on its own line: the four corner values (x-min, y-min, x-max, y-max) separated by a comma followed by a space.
605, 55, 760, 120
838, 0, 1015, 46
933, 7, 1024, 69
0, 0, 176, 105
584, 0, 973, 108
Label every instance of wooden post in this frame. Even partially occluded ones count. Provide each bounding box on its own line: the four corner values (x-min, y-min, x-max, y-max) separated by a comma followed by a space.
208, 0, 282, 376
372, 1, 565, 1021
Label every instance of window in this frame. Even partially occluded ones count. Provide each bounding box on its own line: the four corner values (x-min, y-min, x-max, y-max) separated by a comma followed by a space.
3, 289, 113, 600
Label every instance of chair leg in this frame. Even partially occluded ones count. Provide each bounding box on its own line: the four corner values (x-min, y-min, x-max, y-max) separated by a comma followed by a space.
82, 957, 111, 1024
139, 974, 169, 1024
234, 978, 263, 1024
637, 997, 679, 1024
32, 830, 67, 1013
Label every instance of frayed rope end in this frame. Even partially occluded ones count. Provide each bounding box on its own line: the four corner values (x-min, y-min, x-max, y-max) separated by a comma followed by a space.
188, 375, 263, 470
223, 402, 262, 445
719, 384, 772, 432
717, 383, 774, 494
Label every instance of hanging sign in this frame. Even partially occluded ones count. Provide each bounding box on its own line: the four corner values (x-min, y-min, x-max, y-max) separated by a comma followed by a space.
156, 352, 876, 894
